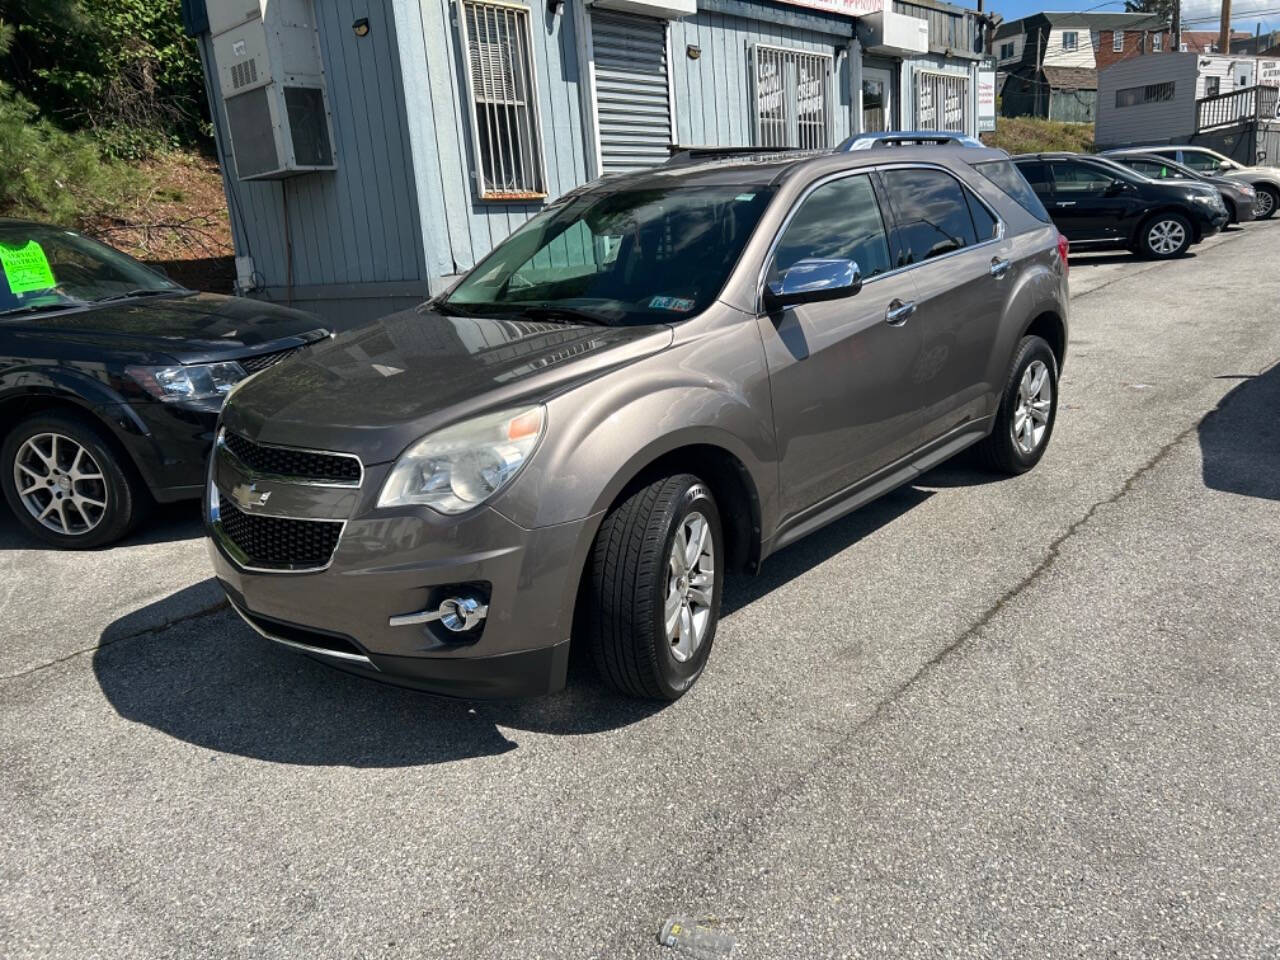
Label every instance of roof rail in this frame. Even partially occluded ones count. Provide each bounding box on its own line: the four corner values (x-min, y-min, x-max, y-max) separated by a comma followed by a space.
665, 144, 801, 165
837, 131, 984, 151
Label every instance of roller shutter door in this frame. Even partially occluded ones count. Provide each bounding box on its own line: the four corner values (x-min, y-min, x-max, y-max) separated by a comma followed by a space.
590, 10, 672, 174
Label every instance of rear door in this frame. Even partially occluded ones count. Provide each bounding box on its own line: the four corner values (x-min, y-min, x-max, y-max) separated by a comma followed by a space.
878, 164, 1011, 446
757, 172, 924, 522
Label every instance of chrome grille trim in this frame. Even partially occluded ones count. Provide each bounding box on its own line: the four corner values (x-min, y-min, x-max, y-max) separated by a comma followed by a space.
216, 429, 364, 489
227, 599, 377, 668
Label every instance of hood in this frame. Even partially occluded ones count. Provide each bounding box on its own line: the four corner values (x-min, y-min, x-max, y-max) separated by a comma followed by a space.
5, 292, 327, 363
220, 307, 675, 465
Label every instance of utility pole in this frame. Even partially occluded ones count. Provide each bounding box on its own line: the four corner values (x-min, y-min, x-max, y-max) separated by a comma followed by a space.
1171, 0, 1180, 52
1218, 0, 1231, 54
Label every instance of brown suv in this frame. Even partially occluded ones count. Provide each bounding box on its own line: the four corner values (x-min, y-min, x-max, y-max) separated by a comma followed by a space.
206, 143, 1069, 700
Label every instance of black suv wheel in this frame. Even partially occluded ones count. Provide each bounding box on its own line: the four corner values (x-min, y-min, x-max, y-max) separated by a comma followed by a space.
1138, 212, 1193, 259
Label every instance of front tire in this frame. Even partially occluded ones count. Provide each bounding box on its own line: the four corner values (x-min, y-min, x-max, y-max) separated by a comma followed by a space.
976, 335, 1059, 475
1138, 212, 1193, 259
1, 411, 142, 549
587, 474, 723, 700
1255, 185, 1278, 220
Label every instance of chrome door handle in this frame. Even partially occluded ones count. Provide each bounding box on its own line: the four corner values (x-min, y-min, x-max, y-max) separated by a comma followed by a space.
990, 257, 1012, 279
885, 299, 916, 326
1056, 201, 1076, 207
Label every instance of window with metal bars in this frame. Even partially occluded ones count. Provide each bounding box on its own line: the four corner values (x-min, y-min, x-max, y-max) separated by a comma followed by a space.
751, 44, 834, 150
457, 0, 547, 200
914, 71, 970, 134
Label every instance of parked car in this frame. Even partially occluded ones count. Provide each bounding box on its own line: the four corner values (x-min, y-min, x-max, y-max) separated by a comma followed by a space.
1104, 145, 1280, 220
0, 220, 328, 548
1012, 152, 1229, 259
207, 145, 1069, 701
1101, 151, 1257, 224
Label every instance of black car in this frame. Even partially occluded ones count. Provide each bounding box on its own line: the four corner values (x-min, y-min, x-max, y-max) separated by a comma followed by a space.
0, 220, 328, 548
1011, 153, 1229, 259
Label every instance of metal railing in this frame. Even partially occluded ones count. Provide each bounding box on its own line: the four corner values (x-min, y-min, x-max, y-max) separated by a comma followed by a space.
1197, 84, 1280, 132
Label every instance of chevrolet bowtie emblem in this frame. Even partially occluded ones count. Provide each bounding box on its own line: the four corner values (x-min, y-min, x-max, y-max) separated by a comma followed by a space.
231, 482, 272, 510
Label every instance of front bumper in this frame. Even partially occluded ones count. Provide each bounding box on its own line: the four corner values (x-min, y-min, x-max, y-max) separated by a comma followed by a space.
205, 437, 596, 699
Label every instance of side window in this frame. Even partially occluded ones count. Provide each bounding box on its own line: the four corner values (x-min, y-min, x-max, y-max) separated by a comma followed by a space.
1181, 151, 1221, 173
1130, 159, 1169, 178
965, 189, 999, 241
1014, 160, 1052, 198
1049, 161, 1114, 196
770, 174, 893, 282
879, 167, 979, 266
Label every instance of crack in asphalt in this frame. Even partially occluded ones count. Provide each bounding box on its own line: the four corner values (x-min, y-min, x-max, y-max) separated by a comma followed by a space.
0, 599, 228, 683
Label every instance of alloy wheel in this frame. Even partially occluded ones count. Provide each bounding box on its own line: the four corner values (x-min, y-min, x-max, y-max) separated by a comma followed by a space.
1147, 219, 1186, 256
12, 432, 109, 536
664, 510, 716, 662
1256, 189, 1276, 218
1011, 360, 1052, 456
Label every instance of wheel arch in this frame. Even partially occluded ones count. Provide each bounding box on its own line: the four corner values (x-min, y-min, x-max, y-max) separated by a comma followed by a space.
1021, 310, 1067, 373
1131, 205, 1198, 246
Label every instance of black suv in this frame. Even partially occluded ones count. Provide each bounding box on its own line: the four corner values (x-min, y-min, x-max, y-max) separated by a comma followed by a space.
0, 221, 327, 548
1012, 153, 1229, 259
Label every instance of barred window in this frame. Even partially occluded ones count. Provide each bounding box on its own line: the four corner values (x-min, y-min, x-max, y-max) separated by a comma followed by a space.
1115, 81, 1175, 107
458, 0, 547, 200
751, 44, 833, 150
1113, 30, 1125, 52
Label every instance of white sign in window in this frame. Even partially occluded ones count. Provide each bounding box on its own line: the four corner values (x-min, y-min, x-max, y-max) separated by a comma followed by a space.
751, 44, 834, 150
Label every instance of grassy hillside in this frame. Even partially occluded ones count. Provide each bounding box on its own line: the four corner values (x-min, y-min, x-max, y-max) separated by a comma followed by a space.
981, 117, 1095, 156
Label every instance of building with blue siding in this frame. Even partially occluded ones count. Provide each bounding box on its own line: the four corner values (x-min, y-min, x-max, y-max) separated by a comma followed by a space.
184, 0, 989, 322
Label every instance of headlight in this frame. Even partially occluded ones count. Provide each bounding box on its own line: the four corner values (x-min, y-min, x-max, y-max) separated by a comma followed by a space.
126, 362, 246, 402
377, 405, 546, 514
1191, 193, 1217, 204
1240, 184, 1257, 197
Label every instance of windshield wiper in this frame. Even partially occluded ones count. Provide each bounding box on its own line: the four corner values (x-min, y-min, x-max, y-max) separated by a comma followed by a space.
518, 306, 614, 327
92, 288, 186, 304
0, 301, 88, 318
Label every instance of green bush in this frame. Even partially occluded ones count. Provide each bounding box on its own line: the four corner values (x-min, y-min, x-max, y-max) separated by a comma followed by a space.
0, 83, 146, 228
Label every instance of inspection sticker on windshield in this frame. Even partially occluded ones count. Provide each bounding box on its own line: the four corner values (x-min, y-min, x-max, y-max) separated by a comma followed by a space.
649, 296, 695, 312
0, 241, 56, 294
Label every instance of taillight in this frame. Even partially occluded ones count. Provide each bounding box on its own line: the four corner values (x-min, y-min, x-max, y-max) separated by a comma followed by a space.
1056, 231, 1070, 276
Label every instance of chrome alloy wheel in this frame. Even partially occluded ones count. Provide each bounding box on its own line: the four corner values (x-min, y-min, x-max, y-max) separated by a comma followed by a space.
1012, 360, 1052, 456
665, 510, 716, 662
1256, 189, 1276, 219
12, 432, 108, 536
1147, 218, 1187, 256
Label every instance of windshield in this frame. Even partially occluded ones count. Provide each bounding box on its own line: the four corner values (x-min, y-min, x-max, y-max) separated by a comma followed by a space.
443, 184, 777, 325
0, 225, 182, 316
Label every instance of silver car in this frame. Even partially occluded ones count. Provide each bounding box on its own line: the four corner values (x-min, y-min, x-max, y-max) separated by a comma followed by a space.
206, 144, 1069, 700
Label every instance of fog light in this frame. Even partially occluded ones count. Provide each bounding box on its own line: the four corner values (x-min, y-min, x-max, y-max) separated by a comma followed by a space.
438, 597, 487, 632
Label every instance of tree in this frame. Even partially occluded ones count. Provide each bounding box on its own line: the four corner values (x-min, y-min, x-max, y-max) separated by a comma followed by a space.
1122, 0, 1177, 25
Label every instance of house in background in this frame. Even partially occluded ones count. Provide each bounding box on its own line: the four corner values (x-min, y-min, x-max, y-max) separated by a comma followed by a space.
1096, 51, 1280, 162
1179, 29, 1251, 54
1230, 30, 1280, 58
994, 11, 1166, 123
178, 0, 989, 323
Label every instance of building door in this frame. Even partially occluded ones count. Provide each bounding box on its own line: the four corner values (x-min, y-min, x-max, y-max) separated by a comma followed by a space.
862, 67, 893, 131
589, 10, 672, 174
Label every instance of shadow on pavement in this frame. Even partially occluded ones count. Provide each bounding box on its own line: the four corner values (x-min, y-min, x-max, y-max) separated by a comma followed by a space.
1200, 362, 1280, 501
0, 501, 203, 551
93, 483, 937, 767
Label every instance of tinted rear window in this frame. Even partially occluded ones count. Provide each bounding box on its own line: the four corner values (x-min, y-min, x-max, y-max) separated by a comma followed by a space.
974, 159, 1051, 222
880, 168, 980, 266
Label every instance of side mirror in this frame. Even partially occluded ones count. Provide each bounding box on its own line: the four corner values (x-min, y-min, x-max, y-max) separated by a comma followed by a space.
764, 258, 862, 309
1218, 159, 1234, 171
1104, 179, 1126, 196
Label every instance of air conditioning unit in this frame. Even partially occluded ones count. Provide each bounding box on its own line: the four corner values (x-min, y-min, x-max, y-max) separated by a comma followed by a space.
209, 0, 336, 180
862, 9, 930, 57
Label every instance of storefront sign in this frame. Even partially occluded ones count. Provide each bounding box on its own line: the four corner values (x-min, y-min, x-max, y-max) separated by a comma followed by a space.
978, 61, 997, 133
773, 0, 885, 16
1260, 60, 1280, 88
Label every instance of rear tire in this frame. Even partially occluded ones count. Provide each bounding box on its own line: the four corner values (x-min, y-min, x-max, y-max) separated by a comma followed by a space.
976, 335, 1059, 476
1, 411, 142, 549
586, 474, 723, 700
1255, 185, 1278, 220
1138, 212, 1193, 259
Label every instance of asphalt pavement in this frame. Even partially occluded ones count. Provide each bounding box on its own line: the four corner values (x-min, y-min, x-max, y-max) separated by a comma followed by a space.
2, 221, 1279, 959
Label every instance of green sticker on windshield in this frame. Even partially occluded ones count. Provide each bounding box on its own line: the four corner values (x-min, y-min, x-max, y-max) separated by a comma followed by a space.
0, 241, 56, 294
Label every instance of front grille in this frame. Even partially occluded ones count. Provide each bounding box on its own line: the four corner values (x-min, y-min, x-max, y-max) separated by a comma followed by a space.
223, 432, 361, 485
217, 495, 342, 569
238, 346, 304, 373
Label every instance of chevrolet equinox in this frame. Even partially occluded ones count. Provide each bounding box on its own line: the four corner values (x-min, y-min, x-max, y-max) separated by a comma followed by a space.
207, 144, 1069, 700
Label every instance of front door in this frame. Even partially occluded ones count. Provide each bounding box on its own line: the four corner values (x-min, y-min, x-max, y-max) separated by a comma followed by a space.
1047, 159, 1133, 241
757, 172, 924, 522
862, 67, 893, 132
